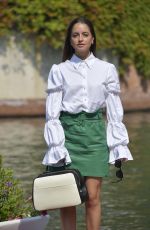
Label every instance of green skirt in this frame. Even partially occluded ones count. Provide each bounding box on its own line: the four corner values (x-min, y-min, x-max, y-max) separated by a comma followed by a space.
59, 110, 109, 177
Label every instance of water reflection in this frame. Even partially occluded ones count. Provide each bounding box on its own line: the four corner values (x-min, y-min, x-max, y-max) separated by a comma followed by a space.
0, 112, 150, 230
0, 118, 45, 193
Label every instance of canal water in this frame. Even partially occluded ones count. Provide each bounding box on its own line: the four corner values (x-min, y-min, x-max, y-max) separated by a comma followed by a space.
0, 112, 150, 230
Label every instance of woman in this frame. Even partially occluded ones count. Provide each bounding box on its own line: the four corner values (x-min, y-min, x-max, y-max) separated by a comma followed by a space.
42, 17, 133, 230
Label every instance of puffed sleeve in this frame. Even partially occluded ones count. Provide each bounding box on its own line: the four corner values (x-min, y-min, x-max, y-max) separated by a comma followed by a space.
105, 64, 133, 164
42, 64, 71, 165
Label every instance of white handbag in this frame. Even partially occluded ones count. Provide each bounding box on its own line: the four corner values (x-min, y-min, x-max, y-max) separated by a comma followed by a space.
32, 169, 88, 211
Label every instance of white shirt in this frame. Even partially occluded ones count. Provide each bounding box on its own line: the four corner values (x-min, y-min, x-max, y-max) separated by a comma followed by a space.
42, 53, 133, 165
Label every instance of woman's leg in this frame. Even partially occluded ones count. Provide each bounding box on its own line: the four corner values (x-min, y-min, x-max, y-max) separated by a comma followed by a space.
60, 206, 76, 230
85, 177, 102, 230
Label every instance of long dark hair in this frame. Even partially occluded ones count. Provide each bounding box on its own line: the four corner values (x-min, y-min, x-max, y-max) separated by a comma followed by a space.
62, 17, 96, 62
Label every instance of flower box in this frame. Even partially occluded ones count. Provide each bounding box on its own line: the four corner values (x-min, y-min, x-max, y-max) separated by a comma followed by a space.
0, 215, 50, 230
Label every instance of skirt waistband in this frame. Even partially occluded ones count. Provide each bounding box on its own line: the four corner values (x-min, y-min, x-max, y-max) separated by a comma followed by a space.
60, 110, 103, 121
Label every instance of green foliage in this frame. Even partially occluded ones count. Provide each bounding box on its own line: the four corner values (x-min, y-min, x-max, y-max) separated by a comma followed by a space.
0, 0, 150, 78
0, 155, 37, 221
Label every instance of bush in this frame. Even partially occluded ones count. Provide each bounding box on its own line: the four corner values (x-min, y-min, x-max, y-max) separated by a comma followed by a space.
0, 155, 38, 221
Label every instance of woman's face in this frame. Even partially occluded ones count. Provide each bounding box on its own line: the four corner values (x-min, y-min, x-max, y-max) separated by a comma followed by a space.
70, 22, 94, 59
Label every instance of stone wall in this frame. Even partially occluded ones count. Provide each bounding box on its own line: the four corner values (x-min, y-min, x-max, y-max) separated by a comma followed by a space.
121, 65, 150, 111
0, 35, 63, 100
0, 35, 150, 117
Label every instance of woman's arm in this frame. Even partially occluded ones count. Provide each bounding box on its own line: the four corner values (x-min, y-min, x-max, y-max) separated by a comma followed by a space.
105, 64, 133, 164
42, 65, 71, 166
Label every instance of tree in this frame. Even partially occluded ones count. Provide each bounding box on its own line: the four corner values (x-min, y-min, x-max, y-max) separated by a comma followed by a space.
0, 0, 150, 78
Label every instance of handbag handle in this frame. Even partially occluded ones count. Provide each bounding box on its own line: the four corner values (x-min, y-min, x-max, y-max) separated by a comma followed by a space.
46, 159, 66, 172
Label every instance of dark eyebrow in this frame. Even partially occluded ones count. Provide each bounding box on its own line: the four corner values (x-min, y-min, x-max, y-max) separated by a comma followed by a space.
82, 32, 89, 34
72, 31, 89, 35
72, 32, 79, 35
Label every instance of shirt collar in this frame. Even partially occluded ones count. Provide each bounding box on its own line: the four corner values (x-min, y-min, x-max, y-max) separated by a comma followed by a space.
70, 53, 96, 69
